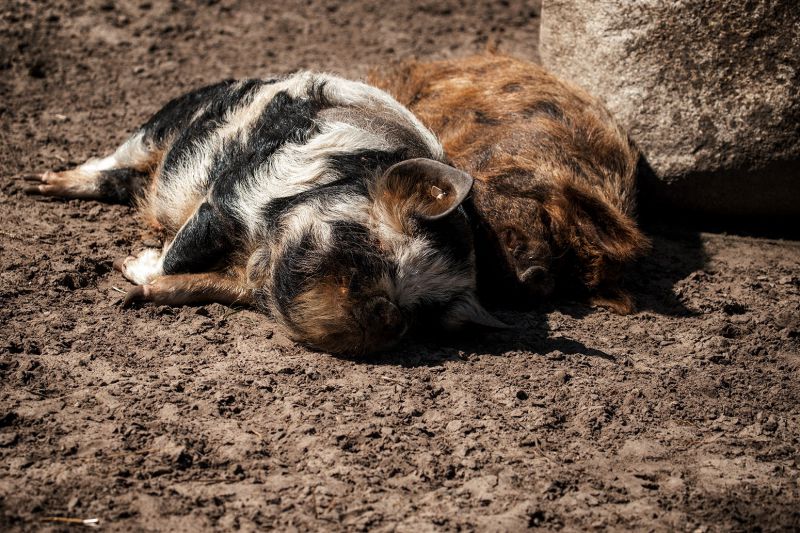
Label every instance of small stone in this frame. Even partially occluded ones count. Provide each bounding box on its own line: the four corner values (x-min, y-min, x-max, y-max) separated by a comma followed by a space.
554, 370, 571, 383
67, 496, 80, 511
446, 420, 462, 432
0, 432, 18, 447
516, 390, 529, 400
168, 446, 192, 469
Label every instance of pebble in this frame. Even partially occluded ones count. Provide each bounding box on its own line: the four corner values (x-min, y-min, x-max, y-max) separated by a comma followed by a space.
553, 370, 571, 383
436, 416, 460, 432
67, 496, 80, 511
0, 432, 18, 447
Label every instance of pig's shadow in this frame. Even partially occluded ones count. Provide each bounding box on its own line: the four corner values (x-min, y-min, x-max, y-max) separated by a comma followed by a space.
363, 304, 615, 367
626, 224, 708, 318
362, 223, 711, 367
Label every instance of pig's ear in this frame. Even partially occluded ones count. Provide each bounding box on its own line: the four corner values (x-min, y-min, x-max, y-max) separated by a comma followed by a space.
547, 181, 650, 265
374, 158, 474, 227
441, 293, 510, 331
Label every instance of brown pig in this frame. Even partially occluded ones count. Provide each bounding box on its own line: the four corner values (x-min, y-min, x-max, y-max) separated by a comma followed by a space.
371, 53, 650, 314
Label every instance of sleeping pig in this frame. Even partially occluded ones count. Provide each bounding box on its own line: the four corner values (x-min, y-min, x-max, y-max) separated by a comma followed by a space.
371, 53, 650, 314
24, 72, 504, 354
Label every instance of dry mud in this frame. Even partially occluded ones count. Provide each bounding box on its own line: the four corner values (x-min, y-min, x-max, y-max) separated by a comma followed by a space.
1, 1, 799, 531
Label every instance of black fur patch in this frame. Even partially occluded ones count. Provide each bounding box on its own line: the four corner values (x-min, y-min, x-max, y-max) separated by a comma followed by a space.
418, 207, 474, 267
95, 168, 150, 204
209, 87, 331, 216
141, 79, 237, 145
324, 220, 387, 283
327, 149, 408, 182
522, 101, 564, 121
161, 202, 234, 275
272, 230, 316, 320
474, 110, 501, 126
157, 79, 269, 182
260, 180, 362, 234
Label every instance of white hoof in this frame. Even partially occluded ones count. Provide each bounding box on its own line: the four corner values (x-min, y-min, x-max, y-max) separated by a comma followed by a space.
121, 248, 163, 285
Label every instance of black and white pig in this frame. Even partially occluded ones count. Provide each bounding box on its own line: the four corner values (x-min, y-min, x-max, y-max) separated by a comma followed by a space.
25, 72, 503, 354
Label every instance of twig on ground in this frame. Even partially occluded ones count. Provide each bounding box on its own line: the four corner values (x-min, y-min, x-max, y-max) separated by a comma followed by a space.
42, 516, 100, 527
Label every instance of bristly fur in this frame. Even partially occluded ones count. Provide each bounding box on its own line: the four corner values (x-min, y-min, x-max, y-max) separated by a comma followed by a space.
370, 53, 651, 314
27, 71, 500, 354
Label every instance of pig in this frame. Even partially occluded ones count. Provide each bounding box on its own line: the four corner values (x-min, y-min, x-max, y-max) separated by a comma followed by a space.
371, 53, 650, 314
24, 72, 504, 355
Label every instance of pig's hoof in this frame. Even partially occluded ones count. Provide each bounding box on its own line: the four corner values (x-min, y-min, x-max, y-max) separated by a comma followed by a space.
21, 170, 96, 197
122, 285, 152, 308
116, 248, 162, 285
21, 171, 55, 195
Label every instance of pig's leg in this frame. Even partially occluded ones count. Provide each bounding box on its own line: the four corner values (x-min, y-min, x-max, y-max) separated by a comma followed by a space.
590, 289, 635, 315
23, 81, 241, 203
115, 201, 234, 285
120, 272, 252, 308
23, 131, 156, 203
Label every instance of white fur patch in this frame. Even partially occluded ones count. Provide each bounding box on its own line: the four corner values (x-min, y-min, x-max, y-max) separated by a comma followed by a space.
283, 195, 370, 244
232, 121, 390, 234
81, 131, 150, 173
150, 80, 294, 228
121, 248, 163, 285
392, 235, 473, 307
319, 75, 444, 160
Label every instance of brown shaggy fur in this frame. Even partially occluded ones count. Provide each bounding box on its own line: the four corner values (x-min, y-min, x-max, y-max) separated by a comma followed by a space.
370, 53, 650, 314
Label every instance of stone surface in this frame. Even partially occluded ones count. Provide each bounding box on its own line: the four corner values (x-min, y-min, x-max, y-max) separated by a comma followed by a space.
540, 0, 800, 219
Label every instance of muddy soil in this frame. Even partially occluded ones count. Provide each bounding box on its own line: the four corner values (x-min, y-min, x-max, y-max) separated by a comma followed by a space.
1, 1, 799, 531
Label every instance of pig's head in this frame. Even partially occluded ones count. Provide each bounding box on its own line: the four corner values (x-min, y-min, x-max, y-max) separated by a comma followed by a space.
250, 158, 505, 355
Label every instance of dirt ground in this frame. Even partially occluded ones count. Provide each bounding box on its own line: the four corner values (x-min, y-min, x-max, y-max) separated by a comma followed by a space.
1, 1, 799, 531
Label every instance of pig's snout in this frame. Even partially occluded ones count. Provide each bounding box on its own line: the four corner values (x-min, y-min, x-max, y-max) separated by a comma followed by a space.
518, 264, 555, 297
358, 296, 407, 347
